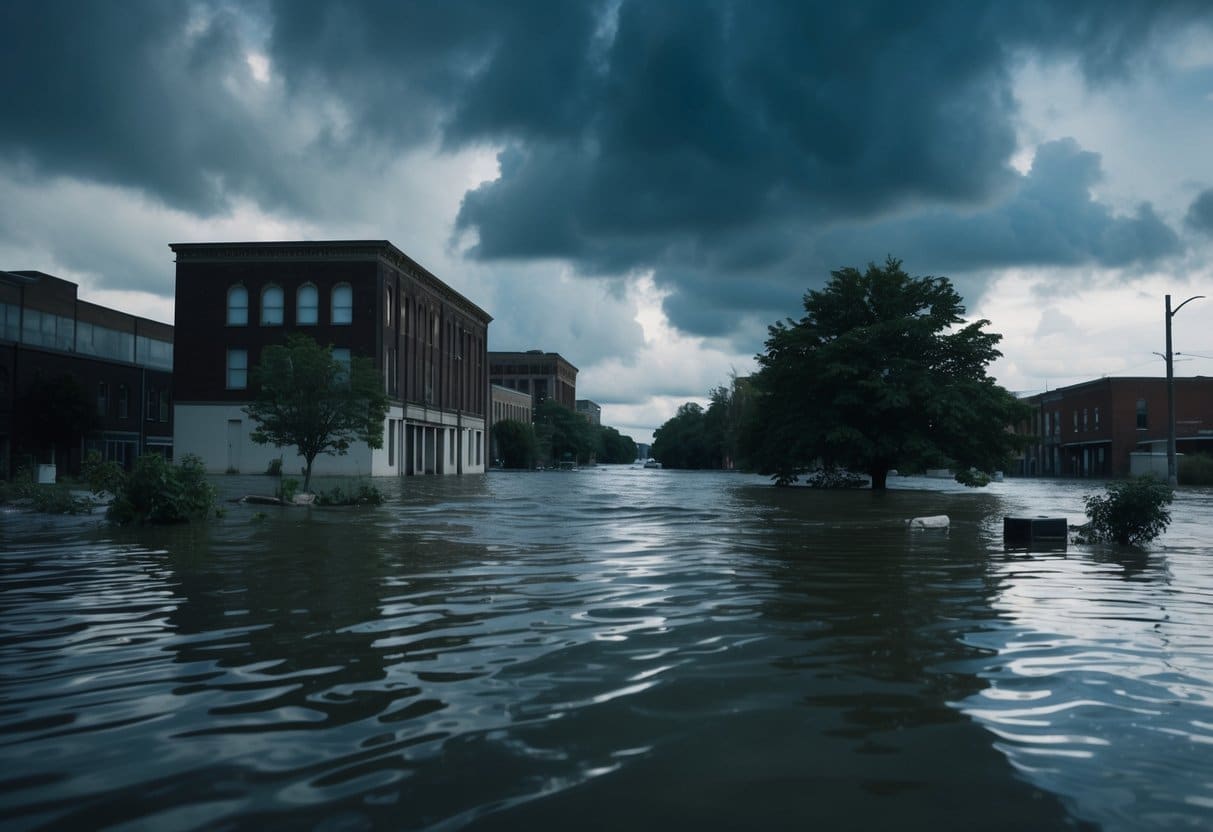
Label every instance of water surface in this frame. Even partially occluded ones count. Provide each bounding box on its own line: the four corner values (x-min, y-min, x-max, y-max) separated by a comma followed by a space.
2, 469, 1212, 829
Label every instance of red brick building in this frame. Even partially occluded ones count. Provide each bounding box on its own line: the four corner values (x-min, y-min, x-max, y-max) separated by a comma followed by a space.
1012, 376, 1213, 477
0, 270, 173, 477
171, 241, 491, 477
488, 351, 578, 413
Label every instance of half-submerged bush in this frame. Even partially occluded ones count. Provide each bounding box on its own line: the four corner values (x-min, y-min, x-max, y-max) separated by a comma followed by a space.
315, 482, 383, 506
804, 466, 867, 489
87, 453, 217, 525
0, 474, 95, 515
1082, 477, 1173, 546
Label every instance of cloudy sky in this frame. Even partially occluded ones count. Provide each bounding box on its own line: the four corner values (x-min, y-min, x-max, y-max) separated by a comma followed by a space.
4, 1, 1213, 443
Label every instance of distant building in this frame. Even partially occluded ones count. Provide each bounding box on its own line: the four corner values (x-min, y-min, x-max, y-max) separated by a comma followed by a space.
491, 384, 533, 426
488, 350, 577, 410
575, 399, 601, 425
171, 240, 491, 477
1010, 376, 1213, 477
0, 270, 174, 477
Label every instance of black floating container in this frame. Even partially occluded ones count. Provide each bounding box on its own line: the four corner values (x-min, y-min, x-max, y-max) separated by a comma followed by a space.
1004, 516, 1068, 549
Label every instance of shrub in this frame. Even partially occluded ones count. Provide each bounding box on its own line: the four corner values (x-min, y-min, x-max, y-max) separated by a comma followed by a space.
266, 457, 284, 476
315, 482, 383, 506
0, 467, 95, 514
1082, 477, 1173, 546
955, 468, 992, 488
1179, 453, 1213, 486
106, 454, 217, 526
277, 477, 300, 503
805, 467, 867, 489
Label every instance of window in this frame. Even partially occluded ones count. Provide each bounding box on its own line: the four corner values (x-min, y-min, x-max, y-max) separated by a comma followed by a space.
227, 349, 248, 389
1073, 410, 1078, 431
388, 419, 396, 467
1094, 407, 1100, 430
1136, 398, 1148, 429
159, 390, 170, 422
261, 285, 284, 326
227, 286, 248, 325
97, 382, 109, 417
297, 284, 318, 325
385, 287, 392, 327
118, 384, 129, 419
332, 284, 353, 324
1082, 408, 1088, 431
146, 387, 159, 420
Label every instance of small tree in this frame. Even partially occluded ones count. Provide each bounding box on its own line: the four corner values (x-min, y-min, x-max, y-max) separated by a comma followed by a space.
492, 419, 538, 469
245, 335, 390, 493
1083, 477, 1173, 546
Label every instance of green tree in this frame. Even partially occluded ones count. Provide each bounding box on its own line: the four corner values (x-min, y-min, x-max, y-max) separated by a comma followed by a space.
745, 257, 1028, 489
535, 399, 595, 465
492, 419, 538, 469
652, 402, 715, 469
245, 334, 390, 493
595, 425, 637, 464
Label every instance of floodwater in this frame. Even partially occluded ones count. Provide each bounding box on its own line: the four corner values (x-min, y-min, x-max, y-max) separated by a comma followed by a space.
2, 469, 1212, 830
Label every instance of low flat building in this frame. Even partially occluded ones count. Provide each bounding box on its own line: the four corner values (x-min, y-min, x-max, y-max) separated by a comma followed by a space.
1011, 376, 1213, 477
0, 270, 174, 477
171, 240, 491, 477
489, 350, 577, 410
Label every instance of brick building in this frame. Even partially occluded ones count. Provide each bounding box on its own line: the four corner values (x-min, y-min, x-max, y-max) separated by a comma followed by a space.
0, 270, 174, 477
1012, 376, 1213, 477
171, 241, 491, 477
488, 351, 577, 411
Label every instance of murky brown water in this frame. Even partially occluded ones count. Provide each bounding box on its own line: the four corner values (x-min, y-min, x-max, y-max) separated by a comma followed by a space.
2, 469, 1212, 829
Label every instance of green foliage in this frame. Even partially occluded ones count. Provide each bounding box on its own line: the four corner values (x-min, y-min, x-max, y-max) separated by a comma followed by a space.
954, 468, 992, 487
106, 454, 217, 526
245, 334, 390, 493
277, 477, 300, 503
652, 403, 714, 469
0, 478, 95, 514
492, 419, 539, 468
743, 257, 1029, 489
652, 377, 753, 470
315, 482, 384, 506
804, 467, 867, 489
1082, 477, 1174, 546
595, 425, 638, 464
266, 457, 284, 476
1179, 453, 1213, 486
535, 399, 595, 465
82, 451, 125, 496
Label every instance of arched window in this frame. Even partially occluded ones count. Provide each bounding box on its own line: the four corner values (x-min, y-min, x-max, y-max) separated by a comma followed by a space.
332, 284, 353, 325
297, 284, 318, 325
227, 285, 248, 326
385, 287, 392, 327
261, 285, 284, 326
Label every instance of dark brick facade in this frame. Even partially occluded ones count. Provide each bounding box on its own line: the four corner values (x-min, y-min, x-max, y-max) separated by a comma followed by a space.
1012, 376, 1213, 477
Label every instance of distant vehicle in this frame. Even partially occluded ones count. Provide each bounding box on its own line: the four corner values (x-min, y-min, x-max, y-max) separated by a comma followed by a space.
643, 459, 663, 469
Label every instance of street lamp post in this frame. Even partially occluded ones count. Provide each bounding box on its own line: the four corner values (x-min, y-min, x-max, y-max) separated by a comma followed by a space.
1166, 293, 1204, 486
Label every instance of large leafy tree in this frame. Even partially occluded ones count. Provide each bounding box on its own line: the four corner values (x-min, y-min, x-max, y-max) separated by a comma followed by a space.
745, 257, 1028, 490
245, 334, 390, 493
535, 399, 595, 465
492, 419, 538, 469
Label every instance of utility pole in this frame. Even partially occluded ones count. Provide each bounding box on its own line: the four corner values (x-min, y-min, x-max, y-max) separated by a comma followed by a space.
1166, 293, 1204, 486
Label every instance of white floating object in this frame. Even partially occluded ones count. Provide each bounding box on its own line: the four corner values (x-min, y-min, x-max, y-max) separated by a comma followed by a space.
908, 515, 950, 529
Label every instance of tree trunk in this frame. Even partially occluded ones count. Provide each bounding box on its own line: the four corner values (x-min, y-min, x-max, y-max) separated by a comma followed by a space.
303, 457, 315, 494
869, 466, 889, 491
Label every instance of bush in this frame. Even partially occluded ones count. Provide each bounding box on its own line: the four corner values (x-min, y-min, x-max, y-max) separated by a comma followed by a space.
1179, 453, 1213, 486
266, 457, 284, 476
1, 467, 96, 515
315, 482, 383, 506
105, 454, 217, 526
805, 467, 867, 489
1082, 477, 1173, 546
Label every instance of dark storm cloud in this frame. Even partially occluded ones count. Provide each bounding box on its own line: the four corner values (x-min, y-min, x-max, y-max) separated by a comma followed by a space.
1187, 189, 1213, 237
0, 0, 303, 215
2, 0, 1207, 339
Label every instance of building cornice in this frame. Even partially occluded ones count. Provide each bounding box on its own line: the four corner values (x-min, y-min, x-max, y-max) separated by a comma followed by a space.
170, 240, 493, 325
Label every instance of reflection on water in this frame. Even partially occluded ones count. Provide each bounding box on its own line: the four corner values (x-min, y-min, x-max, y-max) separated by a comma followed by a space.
1, 470, 1211, 829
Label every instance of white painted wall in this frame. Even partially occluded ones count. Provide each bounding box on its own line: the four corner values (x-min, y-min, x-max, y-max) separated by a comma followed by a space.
175, 404, 486, 477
